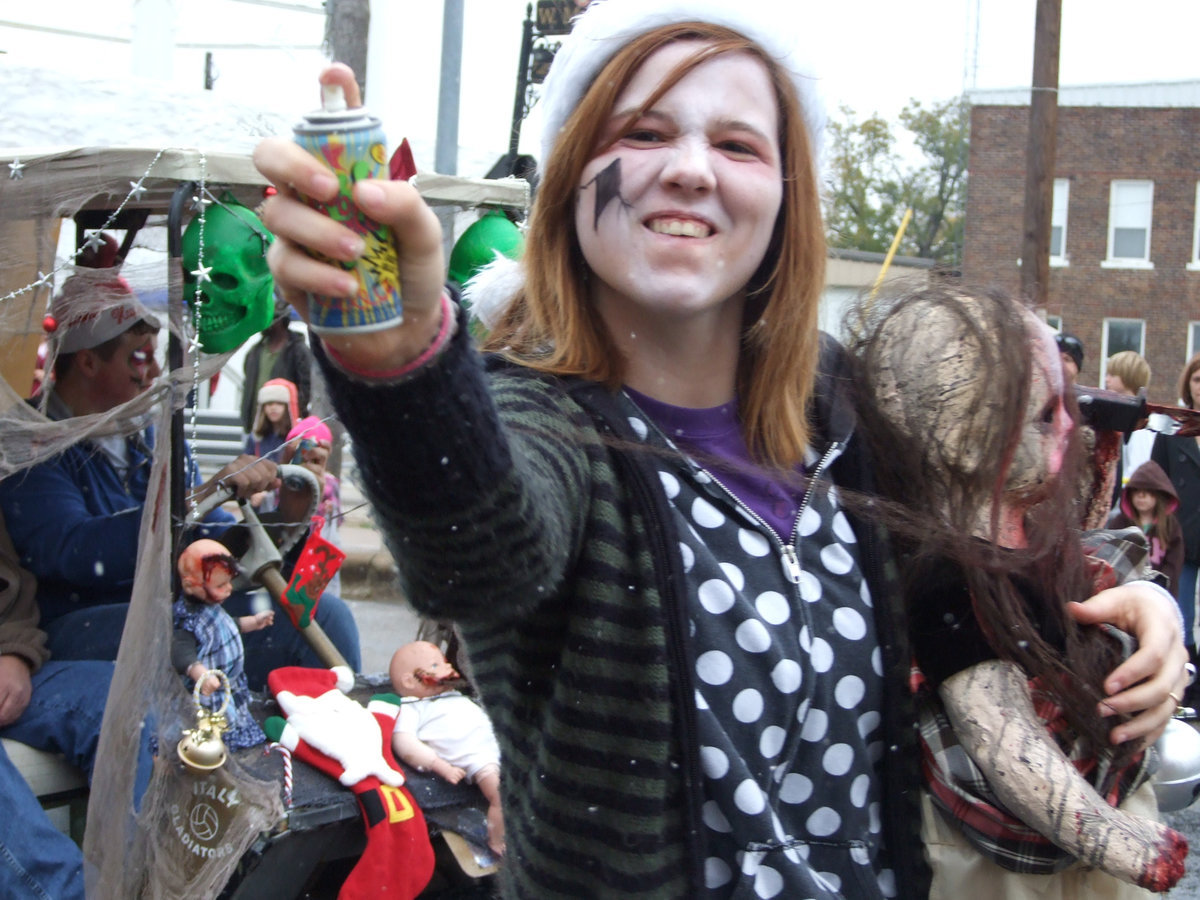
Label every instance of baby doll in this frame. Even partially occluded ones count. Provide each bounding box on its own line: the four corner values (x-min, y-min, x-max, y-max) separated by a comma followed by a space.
173, 539, 274, 750
389, 640, 504, 855
849, 286, 1186, 896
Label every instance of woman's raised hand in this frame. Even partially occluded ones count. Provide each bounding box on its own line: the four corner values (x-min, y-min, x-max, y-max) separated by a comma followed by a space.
252, 63, 447, 375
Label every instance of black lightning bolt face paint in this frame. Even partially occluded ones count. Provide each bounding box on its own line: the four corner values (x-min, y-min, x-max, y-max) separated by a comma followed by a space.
582, 158, 634, 230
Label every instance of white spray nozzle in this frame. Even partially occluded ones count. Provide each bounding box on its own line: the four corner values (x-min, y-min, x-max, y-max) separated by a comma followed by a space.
321, 84, 348, 113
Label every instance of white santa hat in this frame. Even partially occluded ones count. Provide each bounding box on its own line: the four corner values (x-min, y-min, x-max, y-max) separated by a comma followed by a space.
469, 0, 824, 330
50, 271, 160, 354
538, 0, 825, 166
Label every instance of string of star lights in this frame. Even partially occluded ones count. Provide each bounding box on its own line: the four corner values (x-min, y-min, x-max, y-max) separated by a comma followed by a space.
2, 148, 222, 506
187, 155, 210, 480
0, 148, 169, 307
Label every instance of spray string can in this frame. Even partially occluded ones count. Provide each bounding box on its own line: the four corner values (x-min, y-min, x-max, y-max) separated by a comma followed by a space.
293, 84, 403, 333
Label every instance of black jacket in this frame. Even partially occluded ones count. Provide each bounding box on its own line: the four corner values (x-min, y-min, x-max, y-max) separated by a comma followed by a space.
1150, 433, 1200, 563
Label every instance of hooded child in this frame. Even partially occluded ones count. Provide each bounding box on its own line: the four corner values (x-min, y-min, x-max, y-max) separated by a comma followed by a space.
1109, 461, 1185, 600
244, 377, 300, 461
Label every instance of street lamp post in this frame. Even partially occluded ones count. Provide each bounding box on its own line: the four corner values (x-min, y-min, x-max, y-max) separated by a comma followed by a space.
489, 0, 585, 181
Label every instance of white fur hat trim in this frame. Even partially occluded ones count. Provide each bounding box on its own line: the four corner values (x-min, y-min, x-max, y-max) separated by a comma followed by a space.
538, 0, 825, 166
464, 254, 529, 332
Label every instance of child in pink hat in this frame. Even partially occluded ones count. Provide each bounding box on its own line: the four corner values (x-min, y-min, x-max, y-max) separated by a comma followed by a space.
284, 416, 343, 595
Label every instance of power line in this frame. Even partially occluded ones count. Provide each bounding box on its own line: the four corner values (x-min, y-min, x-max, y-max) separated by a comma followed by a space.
226, 0, 325, 13
0, 20, 319, 51
0, 21, 128, 44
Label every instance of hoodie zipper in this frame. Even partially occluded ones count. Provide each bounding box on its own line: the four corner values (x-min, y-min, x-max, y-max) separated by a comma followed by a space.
700, 439, 845, 585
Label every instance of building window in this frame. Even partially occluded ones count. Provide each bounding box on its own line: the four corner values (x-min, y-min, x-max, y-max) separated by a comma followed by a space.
1050, 178, 1069, 266
1100, 319, 1145, 384
1046, 314, 1063, 332
1189, 322, 1200, 360
1103, 180, 1154, 269
1190, 184, 1200, 271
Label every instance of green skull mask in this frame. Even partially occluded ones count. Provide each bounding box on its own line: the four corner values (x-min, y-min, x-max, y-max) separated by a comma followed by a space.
182, 197, 275, 353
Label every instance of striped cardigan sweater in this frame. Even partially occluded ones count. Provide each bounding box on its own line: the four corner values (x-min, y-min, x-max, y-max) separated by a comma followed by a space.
317, 308, 928, 899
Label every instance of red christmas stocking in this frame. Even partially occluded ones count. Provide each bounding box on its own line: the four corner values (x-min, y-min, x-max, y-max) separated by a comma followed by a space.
265, 668, 434, 899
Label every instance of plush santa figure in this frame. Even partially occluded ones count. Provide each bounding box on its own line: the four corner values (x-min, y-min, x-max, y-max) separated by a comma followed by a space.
264, 667, 435, 899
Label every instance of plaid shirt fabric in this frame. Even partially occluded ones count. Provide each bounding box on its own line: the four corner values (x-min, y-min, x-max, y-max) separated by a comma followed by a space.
911, 528, 1154, 874
173, 597, 266, 750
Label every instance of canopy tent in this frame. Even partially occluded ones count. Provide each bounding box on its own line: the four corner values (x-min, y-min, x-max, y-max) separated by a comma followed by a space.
0, 142, 528, 898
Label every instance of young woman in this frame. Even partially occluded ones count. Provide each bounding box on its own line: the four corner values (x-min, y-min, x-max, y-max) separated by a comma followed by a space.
253, 2, 1186, 896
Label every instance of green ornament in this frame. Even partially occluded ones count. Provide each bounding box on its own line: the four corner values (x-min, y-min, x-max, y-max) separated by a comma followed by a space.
447, 210, 524, 290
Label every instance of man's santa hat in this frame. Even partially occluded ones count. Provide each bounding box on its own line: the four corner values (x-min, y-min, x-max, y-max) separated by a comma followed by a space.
50, 270, 160, 354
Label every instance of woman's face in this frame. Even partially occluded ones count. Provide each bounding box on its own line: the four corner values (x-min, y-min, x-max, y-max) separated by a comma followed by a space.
574, 42, 783, 334
1188, 367, 1200, 408
263, 401, 286, 423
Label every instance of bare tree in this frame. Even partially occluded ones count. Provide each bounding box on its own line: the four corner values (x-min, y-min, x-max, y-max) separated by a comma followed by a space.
324, 0, 370, 99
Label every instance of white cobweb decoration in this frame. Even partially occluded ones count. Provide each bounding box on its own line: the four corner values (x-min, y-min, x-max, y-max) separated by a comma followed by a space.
0, 147, 284, 898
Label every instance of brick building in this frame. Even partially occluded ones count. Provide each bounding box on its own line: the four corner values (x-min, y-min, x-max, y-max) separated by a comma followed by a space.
964, 82, 1200, 403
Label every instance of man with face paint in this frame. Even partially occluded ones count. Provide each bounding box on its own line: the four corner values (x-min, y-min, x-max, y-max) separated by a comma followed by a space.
0, 273, 361, 682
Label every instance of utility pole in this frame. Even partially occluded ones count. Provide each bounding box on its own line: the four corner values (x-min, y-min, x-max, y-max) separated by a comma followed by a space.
1019, 0, 1062, 309
436, 0, 464, 177
434, 0, 464, 258
325, 0, 370, 99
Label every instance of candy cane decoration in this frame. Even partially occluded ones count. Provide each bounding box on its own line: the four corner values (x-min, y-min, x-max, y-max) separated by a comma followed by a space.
267, 742, 294, 809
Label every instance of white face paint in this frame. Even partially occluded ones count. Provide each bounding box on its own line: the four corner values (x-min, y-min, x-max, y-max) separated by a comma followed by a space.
91, 329, 160, 410
574, 41, 783, 337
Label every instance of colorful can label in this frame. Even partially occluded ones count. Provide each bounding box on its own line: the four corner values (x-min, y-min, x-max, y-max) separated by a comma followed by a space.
294, 108, 403, 333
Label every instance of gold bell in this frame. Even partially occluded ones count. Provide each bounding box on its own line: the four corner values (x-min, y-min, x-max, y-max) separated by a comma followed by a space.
177, 668, 232, 773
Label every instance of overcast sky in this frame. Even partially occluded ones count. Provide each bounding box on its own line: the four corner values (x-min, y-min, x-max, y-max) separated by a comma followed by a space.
3, 0, 1199, 174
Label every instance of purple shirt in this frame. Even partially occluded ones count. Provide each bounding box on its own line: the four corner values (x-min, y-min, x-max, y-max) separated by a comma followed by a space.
624, 388, 806, 540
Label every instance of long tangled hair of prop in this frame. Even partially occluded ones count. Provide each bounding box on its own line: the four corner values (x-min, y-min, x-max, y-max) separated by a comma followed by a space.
845, 283, 1133, 767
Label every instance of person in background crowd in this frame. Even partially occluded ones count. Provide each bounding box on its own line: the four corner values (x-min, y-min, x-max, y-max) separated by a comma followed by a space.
1056, 331, 1085, 384
240, 297, 312, 436
1105, 350, 1153, 506
243, 377, 300, 461
1151, 352, 1200, 706
1109, 460, 1185, 600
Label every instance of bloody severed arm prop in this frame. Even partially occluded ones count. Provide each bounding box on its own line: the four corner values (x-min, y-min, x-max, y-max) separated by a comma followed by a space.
940, 659, 1186, 891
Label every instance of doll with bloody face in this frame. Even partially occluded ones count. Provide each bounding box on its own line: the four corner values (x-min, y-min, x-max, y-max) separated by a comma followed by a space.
389, 641, 504, 855
851, 287, 1187, 896
173, 539, 273, 750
